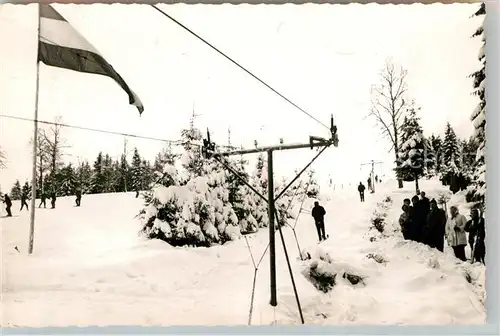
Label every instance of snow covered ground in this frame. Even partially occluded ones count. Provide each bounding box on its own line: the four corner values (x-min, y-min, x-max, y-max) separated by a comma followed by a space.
1, 179, 486, 327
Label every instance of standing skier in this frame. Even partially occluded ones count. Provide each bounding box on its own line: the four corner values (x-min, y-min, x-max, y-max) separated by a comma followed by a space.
357, 182, 366, 202
311, 201, 327, 242
3, 194, 12, 217
367, 177, 372, 192
39, 192, 47, 208
75, 189, 82, 207
50, 192, 57, 209
20, 192, 29, 211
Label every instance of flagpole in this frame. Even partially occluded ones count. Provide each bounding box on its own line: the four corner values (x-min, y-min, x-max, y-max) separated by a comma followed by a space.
28, 4, 41, 255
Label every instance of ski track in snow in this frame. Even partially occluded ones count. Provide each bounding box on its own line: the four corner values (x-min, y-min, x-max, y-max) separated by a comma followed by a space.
0, 181, 486, 327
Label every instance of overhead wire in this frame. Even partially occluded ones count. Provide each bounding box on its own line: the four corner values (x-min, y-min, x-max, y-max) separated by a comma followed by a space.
0, 114, 181, 144
150, 4, 330, 132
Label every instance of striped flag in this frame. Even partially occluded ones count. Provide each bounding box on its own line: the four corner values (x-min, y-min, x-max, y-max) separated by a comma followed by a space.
38, 5, 144, 115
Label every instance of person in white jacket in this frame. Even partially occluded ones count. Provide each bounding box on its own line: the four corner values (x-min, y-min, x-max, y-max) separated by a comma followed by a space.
446, 205, 468, 261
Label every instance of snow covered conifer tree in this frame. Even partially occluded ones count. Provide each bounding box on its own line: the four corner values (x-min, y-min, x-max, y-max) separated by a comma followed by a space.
90, 152, 105, 194
428, 134, 443, 176
306, 169, 320, 199
76, 161, 93, 194
22, 181, 32, 199
467, 3, 486, 205
130, 147, 143, 192
395, 104, 434, 193
441, 123, 462, 192
179, 117, 204, 180
10, 180, 22, 200
141, 120, 243, 247
58, 163, 77, 196
251, 153, 269, 228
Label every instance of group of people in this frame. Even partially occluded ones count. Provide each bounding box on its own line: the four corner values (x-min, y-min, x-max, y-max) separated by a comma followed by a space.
399, 191, 486, 264
1, 189, 83, 217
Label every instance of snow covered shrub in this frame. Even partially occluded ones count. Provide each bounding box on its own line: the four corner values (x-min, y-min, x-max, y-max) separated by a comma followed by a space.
142, 173, 241, 247
303, 260, 337, 293
342, 272, 366, 286
367, 253, 387, 264
371, 210, 387, 233
305, 170, 320, 199
427, 257, 440, 269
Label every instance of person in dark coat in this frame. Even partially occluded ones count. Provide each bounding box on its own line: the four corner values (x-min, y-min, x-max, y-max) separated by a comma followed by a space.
50, 192, 57, 209
75, 189, 82, 207
409, 195, 426, 243
3, 194, 12, 217
357, 182, 366, 202
399, 204, 412, 240
424, 199, 447, 252
20, 192, 29, 211
367, 177, 372, 192
465, 208, 486, 264
419, 191, 431, 216
311, 201, 327, 242
39, 192, 47, 208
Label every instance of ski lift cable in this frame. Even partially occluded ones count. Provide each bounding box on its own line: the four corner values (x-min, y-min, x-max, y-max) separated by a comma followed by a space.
150, 5, 330, 132
0, 114, 182, 144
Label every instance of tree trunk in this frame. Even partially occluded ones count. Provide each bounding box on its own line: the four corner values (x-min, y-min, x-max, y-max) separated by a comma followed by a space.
393, 124, 404, 189
39, 156, 44, 196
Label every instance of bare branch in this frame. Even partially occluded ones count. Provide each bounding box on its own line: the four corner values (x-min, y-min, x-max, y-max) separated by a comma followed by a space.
367, 59, 410, 162
0, 146, 7, 169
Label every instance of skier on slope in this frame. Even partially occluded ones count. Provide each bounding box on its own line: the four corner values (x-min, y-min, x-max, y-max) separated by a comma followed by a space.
357, 182, 366, 202
3, 194, 12, 217
50, 192, 57, 209
311, 201, 327, 242
39, 192, 47, 208
75, 189, 82, 207
20, 192, 29, 211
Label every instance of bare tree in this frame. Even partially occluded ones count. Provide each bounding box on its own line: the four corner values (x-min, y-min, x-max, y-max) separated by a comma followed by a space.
0, 146, 6, 169
368, 59, 409, 189
43, 116, 70, 177
29, 116, 70, 194
29, 129, 50, 195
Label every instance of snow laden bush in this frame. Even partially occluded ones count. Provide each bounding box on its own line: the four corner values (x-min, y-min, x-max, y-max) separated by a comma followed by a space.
142, 164, 241, 247
305, 169, 320, 199
370, 197, 392, 233
301, 249, 367, 293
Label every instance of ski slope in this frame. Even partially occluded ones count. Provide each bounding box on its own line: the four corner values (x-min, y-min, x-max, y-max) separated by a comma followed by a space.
1, 179, 486, 327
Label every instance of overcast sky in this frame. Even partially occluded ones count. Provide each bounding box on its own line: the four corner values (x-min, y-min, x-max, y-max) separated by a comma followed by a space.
0, 3, 482, 191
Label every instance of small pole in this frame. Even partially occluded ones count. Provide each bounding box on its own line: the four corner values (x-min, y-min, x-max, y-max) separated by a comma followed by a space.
28, 4, 41, 255
371, 160, 376, 193
267, 149, 277, 307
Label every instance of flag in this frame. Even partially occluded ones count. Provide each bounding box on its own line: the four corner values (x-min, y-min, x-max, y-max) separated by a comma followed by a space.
38, 5, 144, 115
